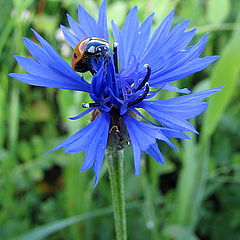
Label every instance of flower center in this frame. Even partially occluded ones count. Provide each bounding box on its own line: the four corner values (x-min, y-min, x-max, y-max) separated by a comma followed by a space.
81, 41, 152, 114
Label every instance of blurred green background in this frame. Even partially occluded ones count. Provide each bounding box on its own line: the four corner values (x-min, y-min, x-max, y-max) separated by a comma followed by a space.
1, 0, 240, 239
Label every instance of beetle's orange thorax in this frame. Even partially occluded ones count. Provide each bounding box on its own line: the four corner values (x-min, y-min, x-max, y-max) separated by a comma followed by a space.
71, 39, 89, 71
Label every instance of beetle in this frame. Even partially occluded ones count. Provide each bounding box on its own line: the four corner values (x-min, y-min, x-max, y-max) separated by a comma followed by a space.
71, 37, 110, 74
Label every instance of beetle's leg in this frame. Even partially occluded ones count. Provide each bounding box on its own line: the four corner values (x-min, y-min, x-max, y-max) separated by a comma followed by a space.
89, 65, 97, 75
87, 58, 97, 75
103, 55, 110, 71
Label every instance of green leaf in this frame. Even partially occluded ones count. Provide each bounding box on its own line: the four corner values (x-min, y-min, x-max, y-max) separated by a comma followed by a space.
202, 27, 240, 138
207, 0, 230, 24
164, 225, 199, 240
153, 0, 180, 22
26, 101, 51, 122
15, 207, 113, 240
14, 201, 141, 240
32, 15, 58, 35
108, 1, 128, 27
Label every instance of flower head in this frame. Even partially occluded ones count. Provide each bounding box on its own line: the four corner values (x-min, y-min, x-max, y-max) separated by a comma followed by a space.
9, 0, 221, 186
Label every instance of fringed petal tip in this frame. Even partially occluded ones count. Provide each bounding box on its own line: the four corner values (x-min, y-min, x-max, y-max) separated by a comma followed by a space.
8, 73, 15, 78
168, 9, 175, 18
214, 85, 224, 91
41, 113, 110, 187
211, 55, 221, 62
124, 115, 179, 172
94, 176, 99, 188
135, 172, 141, 177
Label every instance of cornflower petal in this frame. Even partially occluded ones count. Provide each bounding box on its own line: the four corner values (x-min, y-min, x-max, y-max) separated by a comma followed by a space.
8, 72, 87, 91
142, 20, 193, 64
9, 32, 90, 92
148, 33, 208, 76
124, 115, 169, 175
140, 101, 208, 119
136, 88, 221, 133
150, 55, 220, 85
62, 1, 108, 48
156, 87, 222, 104
145, 143, 165, 165
77, 5, 98, 36
149, 34, 209, 84
45, 112, 110, 185
131, 13, 154, 61
120, 6, 139, 68
160, 84, 191, 94
98, 0, 109, 40
60, 25, 79, 48
66, 14, 87, 41
142, 10, 175, 60
112, 8, 219, 90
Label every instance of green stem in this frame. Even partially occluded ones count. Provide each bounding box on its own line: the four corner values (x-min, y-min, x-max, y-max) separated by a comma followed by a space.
107, 150, 127, 240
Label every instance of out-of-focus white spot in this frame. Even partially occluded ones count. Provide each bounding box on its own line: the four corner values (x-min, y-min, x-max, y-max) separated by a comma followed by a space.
11, 9, 30, 21
60, 43, 71, 57
11, 9, 16, 17
146, 220, 155, 229
55, 28, 65, 41
21, 10, 30, 21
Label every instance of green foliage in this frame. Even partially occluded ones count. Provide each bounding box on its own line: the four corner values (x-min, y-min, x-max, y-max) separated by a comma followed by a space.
207, 0, 231, 24
1, 0, 240, 239
203, 26, 240, 138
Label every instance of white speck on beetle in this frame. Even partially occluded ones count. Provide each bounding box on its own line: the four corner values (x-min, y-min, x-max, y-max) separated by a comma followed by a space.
87, 46, 96, 53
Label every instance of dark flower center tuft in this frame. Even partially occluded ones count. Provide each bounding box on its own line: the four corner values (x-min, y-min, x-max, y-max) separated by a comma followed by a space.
107, 105, 130, 150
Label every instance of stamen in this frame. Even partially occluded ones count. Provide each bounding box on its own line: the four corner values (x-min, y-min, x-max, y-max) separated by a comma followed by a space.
82, 102, 101, 108
135, 64, 151, 92
127, 83, 150, 107
113, 42, 119, 74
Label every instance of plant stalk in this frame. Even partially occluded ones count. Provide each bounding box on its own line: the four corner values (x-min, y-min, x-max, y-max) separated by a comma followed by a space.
107, 150, 127, 240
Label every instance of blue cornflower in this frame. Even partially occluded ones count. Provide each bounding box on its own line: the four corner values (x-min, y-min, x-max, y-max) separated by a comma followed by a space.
9, 0, 221, 186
